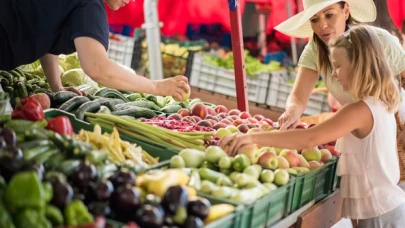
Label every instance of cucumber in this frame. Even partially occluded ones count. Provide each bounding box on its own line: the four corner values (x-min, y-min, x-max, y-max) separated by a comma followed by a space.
94, 88, 130, 102
53, 91, 78, 104
59, 96, 90, 112
112, 106, 157, 118
0, 71, 13, 83
85, 149, 109, 164
44, 153, 66, 170
24, 145, 55, 160
32, 149, 59, 164
115, 100, 160, 111
19, 139, 54, 151
15, 82, 28, 98
0, 78, 9, 88
75, 100, 101, 120
160, 104, 182, 114
71, 141, 93, 158
57, 160, 81, 177
24, 128, 50, 140
99, 98, 125, 111
145, 94, 158, 105
3, 86, 13, 94
9, 70, 21, 82
125, 93, 143, 101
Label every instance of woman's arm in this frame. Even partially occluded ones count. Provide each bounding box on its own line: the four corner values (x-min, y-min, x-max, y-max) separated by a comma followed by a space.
74, 37, 189, 99
221, 101, 372, 154
40, 54, 62, 91
278, 67, 320, 129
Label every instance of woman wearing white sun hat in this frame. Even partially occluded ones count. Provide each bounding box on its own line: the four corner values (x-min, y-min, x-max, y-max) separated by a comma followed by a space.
275, 0, 405, 184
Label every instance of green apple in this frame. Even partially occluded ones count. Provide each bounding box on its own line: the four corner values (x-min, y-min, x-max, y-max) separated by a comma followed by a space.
215, 128, 233, 138
274, 169, 290, 186
205, 146, 227, 164
260, 169, 275, 183
170, 155, 186, 168
226, 125, 240, 133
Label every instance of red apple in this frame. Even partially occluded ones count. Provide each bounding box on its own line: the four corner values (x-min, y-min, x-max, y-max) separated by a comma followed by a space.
215, 105, 228, 114
228, 109, 241, 116
167, 113, 182, 120
253, 115, 265, 121
220, 119, 232, 125
237, 124, 249, 133
207, 107, 216, 116
247, 118, 258, 124
177, 108, 191, 117
217, 112, 228, 119
263, 118, 274, 126
208, 119, 217, 126
205, 115, 219, 122
232, 119, 245, 127
31, 93, 51, 109
239, 111, 251, 119
191, 103, 208, 119
213, 123, 227, 130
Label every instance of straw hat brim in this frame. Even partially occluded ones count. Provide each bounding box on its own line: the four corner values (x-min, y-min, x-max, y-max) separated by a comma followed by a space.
274, 0, 376, 38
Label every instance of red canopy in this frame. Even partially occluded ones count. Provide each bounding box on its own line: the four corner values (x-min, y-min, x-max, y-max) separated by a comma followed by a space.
106, 0, 404, 36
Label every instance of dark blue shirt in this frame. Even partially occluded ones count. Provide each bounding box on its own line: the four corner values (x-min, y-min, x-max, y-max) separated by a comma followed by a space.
0, 0, 109, 70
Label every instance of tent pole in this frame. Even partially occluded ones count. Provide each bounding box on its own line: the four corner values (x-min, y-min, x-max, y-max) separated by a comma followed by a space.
143, 0, 164, 80
229, 0, 249, 112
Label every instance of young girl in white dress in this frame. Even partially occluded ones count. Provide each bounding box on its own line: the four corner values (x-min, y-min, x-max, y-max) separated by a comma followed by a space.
220, 24, 405, 227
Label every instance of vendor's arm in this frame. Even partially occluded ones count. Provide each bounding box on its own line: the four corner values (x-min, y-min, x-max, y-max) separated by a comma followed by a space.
39, 54, 62, 92
221, 101, 371, 154
40, 54, 83, 95
74, 37, 189, 100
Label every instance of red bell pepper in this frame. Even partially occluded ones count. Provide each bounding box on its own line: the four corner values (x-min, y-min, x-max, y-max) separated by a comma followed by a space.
11, 97, 44, 121
46, 116, 73, 137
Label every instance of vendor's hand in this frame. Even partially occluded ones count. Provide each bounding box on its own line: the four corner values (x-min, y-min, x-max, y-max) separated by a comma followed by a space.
57, 87, 85, 96
219, 133, 254, 156
278, 106, 301, 130
154, 75, 190, 101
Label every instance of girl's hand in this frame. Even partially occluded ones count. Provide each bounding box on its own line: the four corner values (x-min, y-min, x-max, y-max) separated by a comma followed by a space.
278, 106, 301, 130
154, 75, 190, 101
219, 133, 254, 156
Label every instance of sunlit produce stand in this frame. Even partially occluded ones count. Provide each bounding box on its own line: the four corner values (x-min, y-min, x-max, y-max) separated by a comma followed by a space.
0, 0, 344, 227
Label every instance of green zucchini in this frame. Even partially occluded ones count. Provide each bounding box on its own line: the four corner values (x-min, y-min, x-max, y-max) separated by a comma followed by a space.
0, 78, 9, 88
114, 100, 160, 111
24, 145, 55, 160
112, 106, 157, 118
53, 91, 78, 104
75, 100, 101, 120
19, 139, 54, 151
59, 96, 90, 112
125, 93, 143, 101
31, 149, 59, 164
57, 160, 81, 177
98, 98, 125, 111
145, 94, 158, 105
160, 104, 182, 114
44, 153, 66, 170
94, 88, 130, 102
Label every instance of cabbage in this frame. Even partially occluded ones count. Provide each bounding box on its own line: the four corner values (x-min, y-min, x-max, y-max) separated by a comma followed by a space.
63, 53, 81, 71
61, 68, 87, 87
18, 60, 41, 72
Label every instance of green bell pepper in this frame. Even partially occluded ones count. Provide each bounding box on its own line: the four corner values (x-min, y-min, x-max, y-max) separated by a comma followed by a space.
0, 197, 15, 228
14, 209, 51, 228
5, 171, 45, 213
64, 200, 94, 226
45, 205, 64, 226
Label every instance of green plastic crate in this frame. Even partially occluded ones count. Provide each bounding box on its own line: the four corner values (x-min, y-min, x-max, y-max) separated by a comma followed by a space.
106, 201, 243, 228
290, 158, 337, 211
44, 109, 178, 166
332, 156, 341, 191
199, 178, 295, 228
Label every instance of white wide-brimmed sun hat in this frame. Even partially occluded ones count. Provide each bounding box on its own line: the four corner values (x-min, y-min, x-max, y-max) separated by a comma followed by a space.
275, 0, 376, 38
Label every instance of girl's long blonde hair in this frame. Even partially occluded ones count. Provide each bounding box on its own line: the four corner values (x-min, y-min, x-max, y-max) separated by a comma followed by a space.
329, 25, 401, 112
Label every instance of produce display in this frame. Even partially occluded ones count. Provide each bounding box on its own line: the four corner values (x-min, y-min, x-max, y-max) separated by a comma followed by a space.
168, 146, 291, 204
0, 50, 342, 228
139, 39, 204, 78
202, 50, 282, 76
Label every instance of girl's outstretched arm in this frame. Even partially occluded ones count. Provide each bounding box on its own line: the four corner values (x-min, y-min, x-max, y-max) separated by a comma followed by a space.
220, 101, 373, 155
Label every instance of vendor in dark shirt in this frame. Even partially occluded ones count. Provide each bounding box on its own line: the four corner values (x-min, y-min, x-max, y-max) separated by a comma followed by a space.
0, 0, 190, 99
